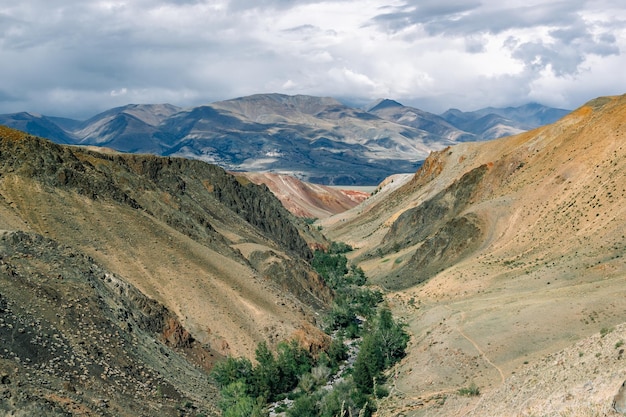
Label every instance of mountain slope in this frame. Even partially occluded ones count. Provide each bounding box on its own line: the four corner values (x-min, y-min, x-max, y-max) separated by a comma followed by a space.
0, 112, 76, 144
440, 102, 570, 140
73, 104, 182, 153
368, 99, 475, 142
210, 93, 344, 123
322, 94, 626, 416
0, 125, 332, 360
165, 94, 435, 185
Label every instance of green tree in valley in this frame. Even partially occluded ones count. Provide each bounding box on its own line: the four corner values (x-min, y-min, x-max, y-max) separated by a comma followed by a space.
219, 381, 266, 417
212, 240, 409, 417
211, 356, 253, 388
275, 339, 313, 394
376, 308, 409, 368
251, 341, 279, 401
353, 307, 408, 394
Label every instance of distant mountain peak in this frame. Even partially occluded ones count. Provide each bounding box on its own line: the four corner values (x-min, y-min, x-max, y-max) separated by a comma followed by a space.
367, 98, 404, 112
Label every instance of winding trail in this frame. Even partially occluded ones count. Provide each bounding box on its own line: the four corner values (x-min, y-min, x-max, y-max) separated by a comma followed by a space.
444, 305, 506, 384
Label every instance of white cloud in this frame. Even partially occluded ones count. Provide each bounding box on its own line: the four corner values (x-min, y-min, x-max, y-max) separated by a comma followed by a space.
110, 88, 128, 97
0, 0, 624, 118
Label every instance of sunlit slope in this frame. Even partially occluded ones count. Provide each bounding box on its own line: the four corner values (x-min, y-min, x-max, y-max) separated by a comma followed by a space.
325, 95, 626, 416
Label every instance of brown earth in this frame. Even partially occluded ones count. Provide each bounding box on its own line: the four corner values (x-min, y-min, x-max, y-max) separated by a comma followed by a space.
237, 171, 370, 219
323, 94, 626, 416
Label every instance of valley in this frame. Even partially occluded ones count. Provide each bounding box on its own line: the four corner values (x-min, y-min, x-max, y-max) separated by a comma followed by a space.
0, 93, 624, 416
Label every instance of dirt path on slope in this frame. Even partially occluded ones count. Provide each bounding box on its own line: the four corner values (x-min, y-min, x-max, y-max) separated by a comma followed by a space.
443, 305, 505, 384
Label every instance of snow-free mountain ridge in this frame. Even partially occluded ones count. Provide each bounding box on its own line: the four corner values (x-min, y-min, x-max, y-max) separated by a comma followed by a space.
0, 94, 570, 185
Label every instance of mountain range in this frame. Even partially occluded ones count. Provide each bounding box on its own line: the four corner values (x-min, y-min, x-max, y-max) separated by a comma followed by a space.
0, 94, 570, 185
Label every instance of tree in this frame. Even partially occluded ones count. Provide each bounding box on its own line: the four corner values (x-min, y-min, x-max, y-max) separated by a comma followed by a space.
319, 379, 371, 417
219, 381, 267, 417
375, 308, 409, 368
327, 335, 348, 370
276, 339, 313, 393
346, 264, 366, 286
329, 241, 352, 254
353, 307, 408, 393
352, 335, 383, 394
211, 356, 253, 388
287, 391, 320, 417
312, 250, 348, 289
252, 341, 279, 401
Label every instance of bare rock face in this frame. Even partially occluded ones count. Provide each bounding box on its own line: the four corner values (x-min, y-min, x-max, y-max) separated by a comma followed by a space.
614, 380, 626, 414
0, 230, 221, 416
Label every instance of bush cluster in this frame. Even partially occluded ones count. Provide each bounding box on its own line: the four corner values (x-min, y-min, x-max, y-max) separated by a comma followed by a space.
212, 241, 408, 417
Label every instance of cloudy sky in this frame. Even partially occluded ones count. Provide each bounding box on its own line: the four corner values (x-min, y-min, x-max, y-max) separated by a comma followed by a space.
1, 0, 625, 119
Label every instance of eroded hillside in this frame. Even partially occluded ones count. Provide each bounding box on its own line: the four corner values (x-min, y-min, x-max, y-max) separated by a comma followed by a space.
0, 126, 337, 413
237, 171, 370, 219
0, 230, 220, 416
323, 94, 626, 416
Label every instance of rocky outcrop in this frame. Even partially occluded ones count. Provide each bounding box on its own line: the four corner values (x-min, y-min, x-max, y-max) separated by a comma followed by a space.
208, 169, 313, 260
614, 380, 626, 414
391, 214, 484, 289
382, 164, 487, 251
0, 230, 220, 417
0, 128, 140, 208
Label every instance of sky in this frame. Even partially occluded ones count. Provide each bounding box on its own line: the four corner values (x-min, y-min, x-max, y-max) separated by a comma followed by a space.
1, 0, 625, 119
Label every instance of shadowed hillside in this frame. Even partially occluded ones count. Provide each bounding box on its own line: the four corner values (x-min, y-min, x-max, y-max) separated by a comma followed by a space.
0, 126, 333, 413
322, 94, 626, 416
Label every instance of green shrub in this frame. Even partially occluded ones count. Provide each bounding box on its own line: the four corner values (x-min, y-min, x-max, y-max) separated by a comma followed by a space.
219, 381, 266, 417
211, 356, 253, 388
329, 241, 353, 254
458, 382, 480, 397
600, 327, 614, 337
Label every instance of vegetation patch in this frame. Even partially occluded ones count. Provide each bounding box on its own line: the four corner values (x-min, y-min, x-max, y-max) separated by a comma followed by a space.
212, 241, 409, 417
457, 382, 480, 397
